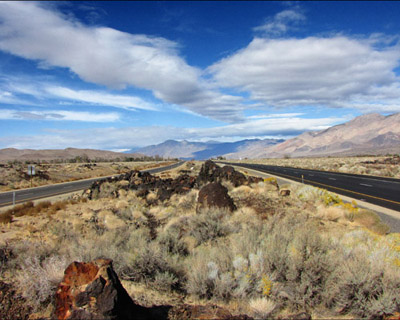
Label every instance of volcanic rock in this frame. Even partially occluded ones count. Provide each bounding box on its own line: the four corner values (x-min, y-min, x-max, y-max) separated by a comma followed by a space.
54, 259, 137, 320
197, 182, 236, 212
197, 160, 262, 187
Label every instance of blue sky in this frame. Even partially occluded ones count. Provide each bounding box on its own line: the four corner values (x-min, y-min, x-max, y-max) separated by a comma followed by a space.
1, 1, 400, 151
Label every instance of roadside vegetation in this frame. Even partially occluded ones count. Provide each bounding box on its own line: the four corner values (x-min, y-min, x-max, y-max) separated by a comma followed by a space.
0, 162, 399, 319
0, 160, 175, 192
230, 155, 400, 179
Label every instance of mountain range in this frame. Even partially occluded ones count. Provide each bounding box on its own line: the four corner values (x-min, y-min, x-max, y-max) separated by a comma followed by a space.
2, 113, 399, 161
134, 113, 400, 159
131, 139, 284, 160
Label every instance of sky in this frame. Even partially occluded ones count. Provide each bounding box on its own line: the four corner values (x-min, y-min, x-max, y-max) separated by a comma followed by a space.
1, 1, 400, 151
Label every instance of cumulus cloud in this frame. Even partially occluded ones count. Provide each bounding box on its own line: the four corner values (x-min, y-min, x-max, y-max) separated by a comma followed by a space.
0, 109, 120, 122
0, 114, 344, 150
209, 36, 400, 112
0, 1, 245, 121
254, 8, 306, 36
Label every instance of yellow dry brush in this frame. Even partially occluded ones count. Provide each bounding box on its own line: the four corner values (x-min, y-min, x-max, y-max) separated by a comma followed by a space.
261, 275, 272, 297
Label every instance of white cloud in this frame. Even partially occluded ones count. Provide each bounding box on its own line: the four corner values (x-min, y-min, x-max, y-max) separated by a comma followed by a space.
0, 109, 120, 122
45, 86, 156, 111
0, 114, 344, 150
209, 36, 400, 113
1, 76, 158, 111
0, 1, 245, 122
254, 8, 306, 36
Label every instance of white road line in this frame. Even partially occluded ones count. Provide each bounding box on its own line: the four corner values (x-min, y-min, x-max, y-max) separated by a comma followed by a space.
360, 183, 373, 187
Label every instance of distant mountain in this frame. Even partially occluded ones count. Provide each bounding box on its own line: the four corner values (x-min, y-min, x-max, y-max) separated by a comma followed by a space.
133, 139, 284, 160
0, 148, 144, 162
247, 113, 400, 158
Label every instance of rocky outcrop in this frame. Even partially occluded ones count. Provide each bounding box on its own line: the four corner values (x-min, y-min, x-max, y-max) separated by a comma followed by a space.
197, 182, 236, 212
197, 161, 262, 187
87, 170, 196, 204
168, 304, 253, 320
87, 161, 258, 207
54, 258, 170, 320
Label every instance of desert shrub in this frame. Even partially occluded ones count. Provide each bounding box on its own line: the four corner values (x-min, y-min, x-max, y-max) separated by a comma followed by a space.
124, 242, 182, 291
323, 248, 400, 318
284, 227, 334, 308
14, 255, 68, 311
34, 201, 52, 211
0, 211, 13, 224
157, 227, 189, 256
188, 208, 234, 246
153, 270, 179, 292
95, 182, 119, 199
9, 201, 34, 216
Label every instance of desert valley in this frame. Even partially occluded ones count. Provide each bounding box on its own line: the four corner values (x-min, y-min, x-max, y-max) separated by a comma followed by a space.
1, 113, 400, 320
1, 2, 400, 319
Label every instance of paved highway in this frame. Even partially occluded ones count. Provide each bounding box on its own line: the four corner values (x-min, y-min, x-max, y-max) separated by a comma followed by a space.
221, 162, 400, 212
0, 161, 185, 208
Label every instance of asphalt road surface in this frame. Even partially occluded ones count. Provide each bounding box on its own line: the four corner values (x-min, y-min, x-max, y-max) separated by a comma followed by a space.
221, 162, 400, 212
0, 161, 185, 207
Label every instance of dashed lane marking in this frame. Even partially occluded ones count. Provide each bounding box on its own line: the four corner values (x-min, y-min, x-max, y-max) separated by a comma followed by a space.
360, 183, 373, 187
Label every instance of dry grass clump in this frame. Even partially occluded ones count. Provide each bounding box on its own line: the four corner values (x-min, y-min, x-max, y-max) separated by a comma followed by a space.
294, 184, 390, 234
2, 199, 76, 219
0, 211, 13, 224
1, 172, 398, 318
248, 297, 276, 319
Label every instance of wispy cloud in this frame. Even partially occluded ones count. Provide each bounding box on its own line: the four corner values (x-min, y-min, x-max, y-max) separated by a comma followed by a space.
45, 86, 157, 111
1, 76, 157, 111
0, 114, 345, 150
0, 109, 120, 122
254, 8, 306, 36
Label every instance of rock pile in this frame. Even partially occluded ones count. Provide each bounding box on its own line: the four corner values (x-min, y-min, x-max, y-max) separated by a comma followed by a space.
86, 161, 261, 207
197, 160, 262, 187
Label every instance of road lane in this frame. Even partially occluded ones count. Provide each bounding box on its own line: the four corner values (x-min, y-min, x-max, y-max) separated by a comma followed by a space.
221, 162, 400, 212
0, 161, 185, 207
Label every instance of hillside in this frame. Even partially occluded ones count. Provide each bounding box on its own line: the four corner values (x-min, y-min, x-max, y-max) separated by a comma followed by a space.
229, 113, 400, 158
134, 139, 284, 160
0, 147, 144, 162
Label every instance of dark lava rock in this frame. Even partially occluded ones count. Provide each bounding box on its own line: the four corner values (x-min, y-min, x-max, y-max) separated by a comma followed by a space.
54, 258, 171, 320
197, 182, 236, 212
197, 160, 262, 187
87, 170, 196, 204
